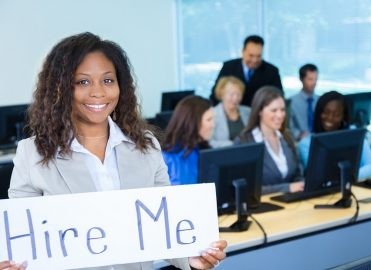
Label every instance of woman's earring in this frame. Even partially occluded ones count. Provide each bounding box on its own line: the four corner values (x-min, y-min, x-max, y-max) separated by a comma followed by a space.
112, 110, 117, 121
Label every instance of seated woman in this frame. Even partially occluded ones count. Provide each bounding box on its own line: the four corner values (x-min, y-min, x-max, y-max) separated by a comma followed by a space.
298, 91, 371, 180
210, 76, 250, 147
235, 86, 304, 194
162, 95, 214, 185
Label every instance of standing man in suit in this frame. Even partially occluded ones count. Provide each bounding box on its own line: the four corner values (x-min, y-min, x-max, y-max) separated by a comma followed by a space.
289, 63, 319, 141
210, 35, 283, 106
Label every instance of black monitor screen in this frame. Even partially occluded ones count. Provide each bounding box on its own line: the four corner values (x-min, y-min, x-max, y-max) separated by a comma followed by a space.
345, 92, 371, 128
305, 128, 366, 191
161, 90, 194, 112
0, 104, 29, 150
198, 143, 264, 213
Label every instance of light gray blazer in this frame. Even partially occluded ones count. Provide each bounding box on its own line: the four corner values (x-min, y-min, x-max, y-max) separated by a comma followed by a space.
9, 137, 191, 270
210, 103, 250, 148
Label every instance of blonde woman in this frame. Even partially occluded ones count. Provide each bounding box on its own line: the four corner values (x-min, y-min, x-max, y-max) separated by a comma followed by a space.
210, 76, 250, 147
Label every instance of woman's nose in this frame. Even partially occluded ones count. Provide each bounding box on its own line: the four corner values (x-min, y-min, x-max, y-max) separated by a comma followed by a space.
90, 82, 105, 97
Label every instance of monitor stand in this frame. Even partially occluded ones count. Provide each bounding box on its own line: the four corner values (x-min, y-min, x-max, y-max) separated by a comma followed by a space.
314, 161, 352, 209
219, 179, 251, 232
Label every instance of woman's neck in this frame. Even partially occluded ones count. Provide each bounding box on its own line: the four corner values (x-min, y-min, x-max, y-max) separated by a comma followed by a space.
74, 122, 109, 138
74, 122, 109, 162
223, 104, 239, 120
259, 123, 277, 139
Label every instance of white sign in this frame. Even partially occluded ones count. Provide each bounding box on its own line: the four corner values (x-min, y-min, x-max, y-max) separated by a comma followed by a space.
0, 183, 219, 270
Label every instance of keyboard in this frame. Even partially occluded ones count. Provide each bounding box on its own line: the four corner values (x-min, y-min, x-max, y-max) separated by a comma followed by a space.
218, 202, 284, 215
270, 187, 339, 203
354, 179, 371, 189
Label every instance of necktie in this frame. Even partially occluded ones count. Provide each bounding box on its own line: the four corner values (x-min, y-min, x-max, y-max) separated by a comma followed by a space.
245, 69, 254, 82
307, 97, 314, 132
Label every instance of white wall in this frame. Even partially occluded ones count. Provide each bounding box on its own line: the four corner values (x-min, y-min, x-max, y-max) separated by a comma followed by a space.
0, 0, 179, 117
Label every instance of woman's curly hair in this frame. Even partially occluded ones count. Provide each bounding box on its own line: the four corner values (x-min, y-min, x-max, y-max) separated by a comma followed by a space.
27, 32, 153, 164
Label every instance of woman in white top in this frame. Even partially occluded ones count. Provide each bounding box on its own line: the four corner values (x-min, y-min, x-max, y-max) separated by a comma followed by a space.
8, 32, 226, 270
210, 76, 250, 147
235, 86, 304, 194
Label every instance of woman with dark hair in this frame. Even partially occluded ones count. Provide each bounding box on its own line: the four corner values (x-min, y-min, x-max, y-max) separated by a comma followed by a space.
312, 90, 350, 133
9, 32, 226, 270
298, 91, 371, 179
162, 95, 214, 185
235, 86, 304, 194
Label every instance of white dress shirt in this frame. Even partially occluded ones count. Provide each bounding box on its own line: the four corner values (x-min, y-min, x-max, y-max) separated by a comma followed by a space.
71, 117, 125, 270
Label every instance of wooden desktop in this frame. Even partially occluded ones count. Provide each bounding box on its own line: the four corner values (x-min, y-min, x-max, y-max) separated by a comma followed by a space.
216, 185, 371, 269
3, 150, 371, 269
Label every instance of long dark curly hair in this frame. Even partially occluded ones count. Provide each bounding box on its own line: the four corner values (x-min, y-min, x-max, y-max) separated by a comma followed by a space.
27, 32, 153, 164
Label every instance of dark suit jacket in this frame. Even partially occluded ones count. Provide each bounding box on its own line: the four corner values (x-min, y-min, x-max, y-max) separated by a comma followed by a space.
235, 131, 302, 194
210, 58, 283, 106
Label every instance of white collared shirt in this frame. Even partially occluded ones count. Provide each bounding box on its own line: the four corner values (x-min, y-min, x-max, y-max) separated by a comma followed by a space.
71, 117, 126, 192
71, 117, 126, 270
242, 60, 252, 81
252, 127, 288, 178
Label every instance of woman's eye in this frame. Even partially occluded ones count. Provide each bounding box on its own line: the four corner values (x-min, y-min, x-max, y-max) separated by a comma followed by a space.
76, 79, 89, 85
104, 78, 114, 84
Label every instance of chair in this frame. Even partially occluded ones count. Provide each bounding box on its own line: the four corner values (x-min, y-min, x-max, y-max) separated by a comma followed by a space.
154, 111, 173, 130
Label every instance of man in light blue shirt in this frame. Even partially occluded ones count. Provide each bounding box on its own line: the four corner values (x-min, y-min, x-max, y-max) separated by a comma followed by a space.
289, 63, 319, 141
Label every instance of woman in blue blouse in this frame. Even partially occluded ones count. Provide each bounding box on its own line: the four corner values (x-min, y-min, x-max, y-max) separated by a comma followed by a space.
298, 91, 371, 179
162, 95, 214, 185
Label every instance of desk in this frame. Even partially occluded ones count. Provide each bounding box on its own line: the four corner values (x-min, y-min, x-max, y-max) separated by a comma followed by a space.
217, 186, 371, 270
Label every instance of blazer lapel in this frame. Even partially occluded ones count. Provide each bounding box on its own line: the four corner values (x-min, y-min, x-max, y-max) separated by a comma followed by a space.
281, 139, 295, 178
115, 140, 155, 190
216, 104, 229, 139
115, 141, 136, 189
238, 60, 247, 83
55, 152, 97, 193
264, 147, 282, 178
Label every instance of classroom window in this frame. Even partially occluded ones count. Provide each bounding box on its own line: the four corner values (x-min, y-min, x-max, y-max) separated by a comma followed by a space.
178, 0, 371, 97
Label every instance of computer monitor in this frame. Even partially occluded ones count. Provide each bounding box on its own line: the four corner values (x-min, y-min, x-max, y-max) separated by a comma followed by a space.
198, 143, 283, 231
345, 92, 371, 128
271, 128, 366, 205
161, 90, 194, 112
0, 104, 29, 150
305, 128, 366, 192
199, 143, 264, 211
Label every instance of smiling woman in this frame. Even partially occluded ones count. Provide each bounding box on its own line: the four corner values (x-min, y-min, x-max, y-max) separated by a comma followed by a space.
235, 86, 304, 194
162, 95, 214, 185
298, 91, 371, 180
8, 32, 227, 270
72, 51, 120, 161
